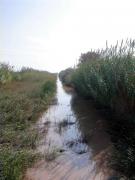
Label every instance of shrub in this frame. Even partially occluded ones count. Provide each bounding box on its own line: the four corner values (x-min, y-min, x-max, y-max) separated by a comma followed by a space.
0, 63, 14, 84
42, 81, 55, 94
59, 68, 74, 86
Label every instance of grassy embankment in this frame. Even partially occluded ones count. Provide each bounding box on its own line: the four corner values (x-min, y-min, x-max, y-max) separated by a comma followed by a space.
0, 64, 56, 180
59, 40, 135, 179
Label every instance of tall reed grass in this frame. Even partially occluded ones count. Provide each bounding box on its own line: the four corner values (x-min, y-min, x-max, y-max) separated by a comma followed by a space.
72, 40, 135, 116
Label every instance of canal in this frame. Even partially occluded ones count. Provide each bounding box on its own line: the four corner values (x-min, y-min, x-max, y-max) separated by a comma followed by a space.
25, 78, 113, 180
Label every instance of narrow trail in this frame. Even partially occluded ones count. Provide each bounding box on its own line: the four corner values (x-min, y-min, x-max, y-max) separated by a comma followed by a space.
25, 79, 113, 180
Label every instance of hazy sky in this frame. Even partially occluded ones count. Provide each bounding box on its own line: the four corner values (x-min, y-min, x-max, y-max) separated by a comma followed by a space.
0, 0, 135, 72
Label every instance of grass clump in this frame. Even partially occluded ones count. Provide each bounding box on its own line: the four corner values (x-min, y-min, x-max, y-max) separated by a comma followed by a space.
40, 80, 56, 99
44, 146, 60, 162
0, 148, 40, 180
0, 65, 56, 180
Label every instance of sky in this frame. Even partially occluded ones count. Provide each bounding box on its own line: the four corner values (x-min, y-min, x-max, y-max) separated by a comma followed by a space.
0, 0, 135, 72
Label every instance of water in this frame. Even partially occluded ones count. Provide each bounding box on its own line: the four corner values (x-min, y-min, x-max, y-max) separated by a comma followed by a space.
25, 78, 112, 180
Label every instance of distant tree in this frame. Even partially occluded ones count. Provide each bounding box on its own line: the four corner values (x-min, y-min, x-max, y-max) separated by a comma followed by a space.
79, 51, 100, 65
59, 68, 74, 85
20, 67, 34, 72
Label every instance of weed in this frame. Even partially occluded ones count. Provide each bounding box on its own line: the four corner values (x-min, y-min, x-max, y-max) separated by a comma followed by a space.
44, 146, 60, 161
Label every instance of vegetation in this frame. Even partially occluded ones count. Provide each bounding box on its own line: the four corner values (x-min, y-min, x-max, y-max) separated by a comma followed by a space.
0, 63, 20, 84
0, 63, 56, 180
60, 40, 135, 179
44, 146, 60, 162
73, 40, 135, 115
59, 68, 74, 86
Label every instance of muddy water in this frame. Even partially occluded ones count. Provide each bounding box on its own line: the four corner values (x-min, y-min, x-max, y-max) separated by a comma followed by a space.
25, 79, 112, 180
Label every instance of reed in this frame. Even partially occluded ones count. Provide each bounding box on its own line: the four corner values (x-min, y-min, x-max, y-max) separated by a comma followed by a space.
72, 39, 135, 115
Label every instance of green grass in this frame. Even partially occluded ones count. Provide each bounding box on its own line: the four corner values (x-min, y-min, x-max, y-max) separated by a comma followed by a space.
0, 148, 40, 180
0, 65, 57, 180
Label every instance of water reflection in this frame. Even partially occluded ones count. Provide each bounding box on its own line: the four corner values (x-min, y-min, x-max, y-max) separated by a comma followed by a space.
38, 79, 86, 154
71, 94, 110, 156
39, 78, 110, 156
